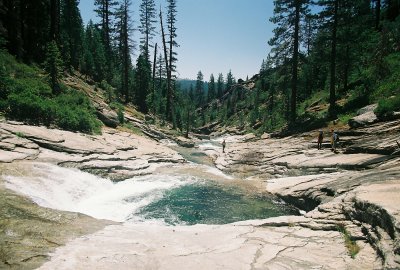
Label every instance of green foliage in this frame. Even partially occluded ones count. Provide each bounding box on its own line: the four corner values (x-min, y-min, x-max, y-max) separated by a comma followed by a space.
337, 224, 360, 259
117, 108, 125, 125
375, 96, 400, 119
15, 132, 25, 138
53, 92, 102, 133
372, 53, 400, 100
0, 51, 101, 134
60, 0, 84, 70
134, 53, 152, 112
100, 80, 116, 103
338, 112, 357, 125
83, 22, 107, 82
44, 41, 64, 94
109, 101, 125, 124
123, 122, 144, 136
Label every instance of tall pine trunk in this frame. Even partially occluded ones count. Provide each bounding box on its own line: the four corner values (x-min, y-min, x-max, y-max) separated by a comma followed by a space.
168, 17, 174, 125
375, 0, 381, 30
152, 43, 157, 114
159, 10, 170, 119
290, 0, 301, 123
329, 0, 338, 118
122, 3, 129, 103
50, 0, 60, 42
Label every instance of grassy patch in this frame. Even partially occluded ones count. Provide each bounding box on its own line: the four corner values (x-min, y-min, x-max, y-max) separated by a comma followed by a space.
121, 123, 144, 136
337, 224, 360, 259
338, 112, 357, 126
15, 132, 25, 138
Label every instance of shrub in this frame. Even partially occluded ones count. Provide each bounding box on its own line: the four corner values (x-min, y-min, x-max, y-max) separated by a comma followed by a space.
110, 101, 125, 124
8, 91, 52, 124
0, 51, 102, 134
375, 95, 400, 120
54, 92, 102, 134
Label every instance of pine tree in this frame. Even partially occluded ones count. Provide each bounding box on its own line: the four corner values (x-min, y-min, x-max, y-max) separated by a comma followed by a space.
195, 71, 204, 107
60, 0, 84, 70
208, 73, 216, 102
4, 0, 23, 60
159, 9, 170, 118
83, 21, 107, 82
115, 0, 134, 103
94, 0, 118, 82
44, 40, 63, 94
269, 0, 310, 122
217, 73, 224, 98
318, 0, 339, 117
226, 70, 234, 91
0, 1, 6, 42
135, 53, 151, 113
151, 43, 158, 114
50, 0, 60, 43
166, 0, 179, 122
138, 0, 157, 59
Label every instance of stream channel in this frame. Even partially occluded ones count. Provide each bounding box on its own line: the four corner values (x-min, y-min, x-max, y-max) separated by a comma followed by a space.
4, 139, 298, 226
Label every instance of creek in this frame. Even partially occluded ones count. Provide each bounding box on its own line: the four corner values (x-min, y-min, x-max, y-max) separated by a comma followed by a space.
3, 139, 298, 225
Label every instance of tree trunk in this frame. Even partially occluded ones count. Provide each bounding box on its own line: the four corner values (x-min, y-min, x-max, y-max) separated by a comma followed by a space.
105, 0, 110, 48
168, 19, 175, 124
185, 106, 190, 138
50, 0, 60, 42
152, 43, 157, 115
123, 4, 129, 103
343, 44, 350, 92
159, 10, 171, 120
329, 0, 338, 118
291, 0, 300, 123
375, 0, 381, 30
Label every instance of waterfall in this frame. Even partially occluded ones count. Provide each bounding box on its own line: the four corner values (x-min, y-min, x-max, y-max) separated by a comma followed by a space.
4, 163, 194, 222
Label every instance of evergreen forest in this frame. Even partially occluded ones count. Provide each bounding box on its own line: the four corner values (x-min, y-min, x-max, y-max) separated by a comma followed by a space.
0, 0, 399, 136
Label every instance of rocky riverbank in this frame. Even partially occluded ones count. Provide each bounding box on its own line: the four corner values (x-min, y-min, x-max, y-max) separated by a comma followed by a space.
0, 120, 186, 181
212, 118, 400, 269
0, 119, 186, 269
0, 117, 399, 269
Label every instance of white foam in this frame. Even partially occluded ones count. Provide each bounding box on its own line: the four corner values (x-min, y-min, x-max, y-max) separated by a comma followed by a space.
197, 142, 221, 151
4, 163, 195, 222
204, 166, 234, 179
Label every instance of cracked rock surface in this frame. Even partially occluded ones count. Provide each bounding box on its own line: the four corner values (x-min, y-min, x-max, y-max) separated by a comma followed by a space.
0, 121, 185, 181
1, 118, 399, 269
37, 219, 381, 270
212, 119, 400, 269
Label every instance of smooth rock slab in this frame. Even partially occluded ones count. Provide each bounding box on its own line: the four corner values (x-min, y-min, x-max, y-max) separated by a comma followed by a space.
0, 149, 30, 162
37, 222, 380, 270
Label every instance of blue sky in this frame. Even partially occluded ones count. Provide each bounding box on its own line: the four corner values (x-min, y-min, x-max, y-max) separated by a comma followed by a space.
79, 0, 274, 80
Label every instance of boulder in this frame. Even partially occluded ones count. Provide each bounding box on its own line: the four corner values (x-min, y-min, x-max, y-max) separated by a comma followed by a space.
96, 107, 119, 128
349, 104, 378, 128
174, 136, 195, 148
261, 133, 270, 140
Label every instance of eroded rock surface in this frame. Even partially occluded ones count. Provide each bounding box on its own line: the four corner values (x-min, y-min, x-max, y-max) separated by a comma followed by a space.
0, 121, 185, 181
212, 119, 400, 269
37, 219, 381, 270
1, 118, 399, 269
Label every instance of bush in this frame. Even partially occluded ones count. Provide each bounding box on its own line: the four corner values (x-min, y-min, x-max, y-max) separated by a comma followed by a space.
8, 91, 53, 124
375, 95, 400, 120
0, 51, 102, 134
110, 101, 125, 124
54, 92, 102, 133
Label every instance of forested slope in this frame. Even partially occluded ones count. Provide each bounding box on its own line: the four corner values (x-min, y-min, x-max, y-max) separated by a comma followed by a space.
0, 1, 399, 136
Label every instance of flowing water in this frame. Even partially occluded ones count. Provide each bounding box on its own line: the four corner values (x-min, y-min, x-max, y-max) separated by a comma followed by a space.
4, 142, 297, 225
